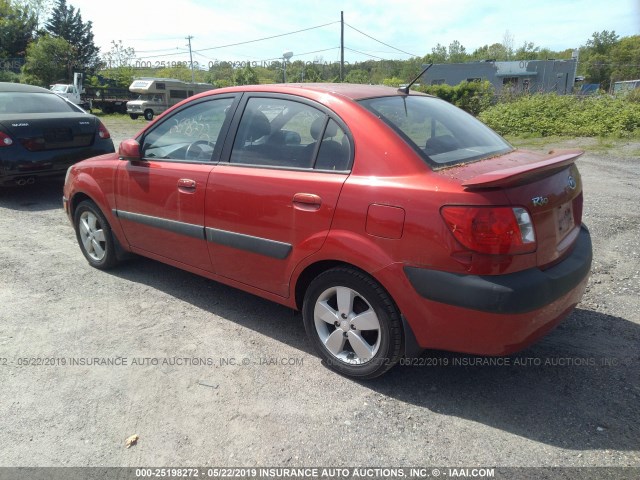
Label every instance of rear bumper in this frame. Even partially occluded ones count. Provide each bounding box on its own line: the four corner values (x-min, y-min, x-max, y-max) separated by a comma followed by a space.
394, 225, 592, 355
0, 142, 114, 186
404, 225, 592, 314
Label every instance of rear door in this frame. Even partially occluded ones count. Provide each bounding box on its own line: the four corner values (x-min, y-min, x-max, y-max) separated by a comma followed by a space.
205, 95, 353, 297
114, 95, 238, 271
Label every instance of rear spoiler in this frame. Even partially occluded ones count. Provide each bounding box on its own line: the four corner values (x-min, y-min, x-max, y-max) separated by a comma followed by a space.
462, 150, 583, 189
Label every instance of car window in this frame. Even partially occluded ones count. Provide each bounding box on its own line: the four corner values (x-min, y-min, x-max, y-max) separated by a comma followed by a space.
314, 118, 351, 171
359, 95, 513, 168
141, 97, 234, 162
0, 92, 78, 114
231, 97, 333, 169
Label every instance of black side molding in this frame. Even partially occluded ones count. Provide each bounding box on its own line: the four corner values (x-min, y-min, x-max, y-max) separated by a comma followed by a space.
404, 225, 592, 314
205, 227, 292, 260
113, 209, 205, 240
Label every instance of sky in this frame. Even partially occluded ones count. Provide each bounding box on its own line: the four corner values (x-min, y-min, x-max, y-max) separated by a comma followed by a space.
65, 0, 640, 68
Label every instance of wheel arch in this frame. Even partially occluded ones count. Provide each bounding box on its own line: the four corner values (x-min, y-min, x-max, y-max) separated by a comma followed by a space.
67, 175, 130, 257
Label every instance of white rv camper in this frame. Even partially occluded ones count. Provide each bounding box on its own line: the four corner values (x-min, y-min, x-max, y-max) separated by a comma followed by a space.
126, 78, 214, 120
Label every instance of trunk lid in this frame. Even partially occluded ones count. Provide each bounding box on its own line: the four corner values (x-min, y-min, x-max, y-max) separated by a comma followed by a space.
443, 149, 584, 267
0, 113, 97, 152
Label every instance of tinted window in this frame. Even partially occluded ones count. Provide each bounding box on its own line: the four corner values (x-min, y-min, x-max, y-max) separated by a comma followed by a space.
314, 119, 351, 171
141, 97, 234, 161
0, 92, 79, 114
230, 97, 321, 169
359, 95, 512, 167
170, 89, 188, 99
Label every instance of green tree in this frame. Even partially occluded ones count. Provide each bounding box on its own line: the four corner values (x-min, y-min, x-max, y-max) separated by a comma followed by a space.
610, 35, 640, 83
207, 61, 235, 87
448, 40, 468, 63
344, 68, 369, 84
515, 41, 540, 60
580, 30, 620, 90
585, 30, 619, 55
45, 0, 100, 76
0, 0, 36, 59
382, 76, 403, 87
21, 34, 75, 86
100, 40, 135, 88
429, 43, 448, 63
233, 64, 258, 85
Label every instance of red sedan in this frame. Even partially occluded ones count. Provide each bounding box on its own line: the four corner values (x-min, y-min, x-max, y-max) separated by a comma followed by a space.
63, 84, 592, 378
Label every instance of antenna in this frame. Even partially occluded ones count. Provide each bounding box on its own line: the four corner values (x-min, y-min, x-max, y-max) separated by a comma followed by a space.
398, 63, 433, 95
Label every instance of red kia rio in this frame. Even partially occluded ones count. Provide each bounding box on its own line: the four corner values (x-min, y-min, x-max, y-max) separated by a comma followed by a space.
63, 84, 592, 378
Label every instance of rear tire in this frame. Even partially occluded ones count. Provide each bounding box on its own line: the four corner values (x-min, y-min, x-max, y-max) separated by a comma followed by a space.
302, 267, 403, 379
73, 200, 119, 270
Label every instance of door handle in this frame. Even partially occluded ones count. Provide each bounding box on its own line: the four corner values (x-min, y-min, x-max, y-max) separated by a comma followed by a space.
293, 193, 322, 211
178, 178, 196, 190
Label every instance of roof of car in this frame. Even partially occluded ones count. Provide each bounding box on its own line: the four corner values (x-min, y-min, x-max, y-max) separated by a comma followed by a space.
213, 83, 427, 101
0, 82, 53, 93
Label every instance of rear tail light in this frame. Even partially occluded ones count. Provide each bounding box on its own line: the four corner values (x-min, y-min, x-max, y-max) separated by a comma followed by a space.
97, 121, 111, 139
0, 131, 13, 147
441, 206, 537, 255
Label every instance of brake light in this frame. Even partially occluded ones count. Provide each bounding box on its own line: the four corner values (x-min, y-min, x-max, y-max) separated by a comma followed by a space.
97, 121, 111, 139
441, 206, 536, 255
0, 131, 13, 147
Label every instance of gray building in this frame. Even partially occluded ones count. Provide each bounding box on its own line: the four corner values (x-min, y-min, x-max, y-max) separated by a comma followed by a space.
422, 59, 579, 94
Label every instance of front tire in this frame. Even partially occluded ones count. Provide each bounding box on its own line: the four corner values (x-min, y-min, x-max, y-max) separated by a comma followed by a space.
144, 109, 154, 121
73, 200, 119, 270
303, 267, 403, 379
129, 114, 139, 120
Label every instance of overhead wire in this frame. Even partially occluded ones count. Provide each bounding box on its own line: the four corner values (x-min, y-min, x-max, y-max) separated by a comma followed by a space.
344, 22, 421, 58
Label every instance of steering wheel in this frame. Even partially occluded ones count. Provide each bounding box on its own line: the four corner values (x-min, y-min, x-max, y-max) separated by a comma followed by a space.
185, 140, 215, 161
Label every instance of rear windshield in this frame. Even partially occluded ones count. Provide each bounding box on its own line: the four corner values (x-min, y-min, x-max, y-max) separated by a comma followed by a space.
0, 92, 81, 114
359, 95, 512, 168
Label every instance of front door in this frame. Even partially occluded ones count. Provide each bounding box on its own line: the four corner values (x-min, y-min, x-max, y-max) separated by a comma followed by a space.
115, 96, 237, 272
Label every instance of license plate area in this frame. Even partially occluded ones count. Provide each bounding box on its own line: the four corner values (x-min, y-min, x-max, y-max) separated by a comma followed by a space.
555, 201, 574, 240
44, 128, 73, 143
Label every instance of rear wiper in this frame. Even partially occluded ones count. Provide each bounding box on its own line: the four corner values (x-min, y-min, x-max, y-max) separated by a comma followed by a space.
398, 64, 433, 95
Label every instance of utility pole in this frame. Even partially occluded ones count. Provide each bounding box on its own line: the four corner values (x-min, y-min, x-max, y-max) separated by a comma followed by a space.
186, 35, 195, 83
340, 11, 344, 82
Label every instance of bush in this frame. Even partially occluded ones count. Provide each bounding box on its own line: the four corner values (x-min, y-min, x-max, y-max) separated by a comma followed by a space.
416, 80, 494, 116
478, 93, 640, 137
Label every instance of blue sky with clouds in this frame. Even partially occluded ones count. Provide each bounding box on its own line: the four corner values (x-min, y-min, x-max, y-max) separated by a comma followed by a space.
69, 0, 639, 66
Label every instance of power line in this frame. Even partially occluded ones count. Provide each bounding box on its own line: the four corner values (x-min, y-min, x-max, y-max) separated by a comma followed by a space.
191, 47, 339, 66
344, 22, 420, 58
133, 21, 339, 61
343, 47, 387, 61
194, 21, 340, 53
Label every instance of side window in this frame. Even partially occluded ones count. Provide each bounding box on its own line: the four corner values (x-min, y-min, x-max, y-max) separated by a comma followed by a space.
314, 119, 351, 171
230, 97, 325, 169
141, 97, 234, 161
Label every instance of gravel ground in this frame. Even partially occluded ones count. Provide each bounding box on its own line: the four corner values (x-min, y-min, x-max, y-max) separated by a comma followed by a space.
0, 115, 638, 470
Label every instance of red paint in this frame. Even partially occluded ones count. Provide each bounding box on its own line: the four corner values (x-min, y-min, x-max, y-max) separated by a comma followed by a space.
64, 84, 591, 356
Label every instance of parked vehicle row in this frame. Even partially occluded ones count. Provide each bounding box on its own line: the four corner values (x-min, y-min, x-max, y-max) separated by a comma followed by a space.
0, 82, 115, 187
61, 83, 592, 378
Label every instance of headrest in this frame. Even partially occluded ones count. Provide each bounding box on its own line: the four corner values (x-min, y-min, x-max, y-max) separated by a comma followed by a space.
310, 116, 337, 140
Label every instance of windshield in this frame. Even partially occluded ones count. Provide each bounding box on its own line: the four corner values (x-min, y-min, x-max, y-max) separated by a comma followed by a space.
50, 85, 67, 93
0, 92, 80, 114
359, 95, 513, 168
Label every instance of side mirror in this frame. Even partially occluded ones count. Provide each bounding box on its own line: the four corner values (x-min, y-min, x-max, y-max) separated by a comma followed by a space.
118, 139, 142, 161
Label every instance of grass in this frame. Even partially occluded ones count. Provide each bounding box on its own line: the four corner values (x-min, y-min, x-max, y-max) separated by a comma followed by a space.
505, 134, 640, 155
